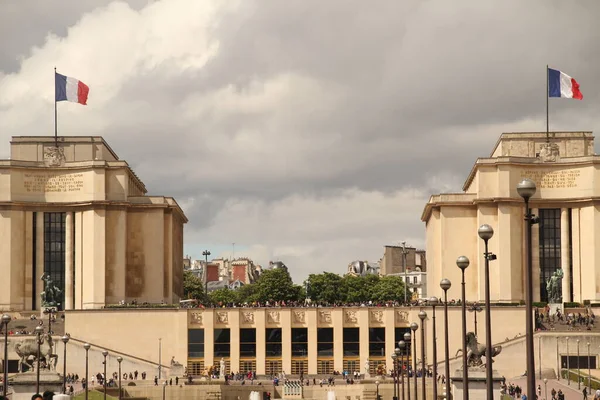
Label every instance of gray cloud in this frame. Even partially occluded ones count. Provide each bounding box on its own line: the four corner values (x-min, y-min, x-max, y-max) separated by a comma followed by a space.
1, 0, 599, 281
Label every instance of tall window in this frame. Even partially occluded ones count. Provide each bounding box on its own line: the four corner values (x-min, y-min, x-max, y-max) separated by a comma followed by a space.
317, 328, 334, 357
44, 212, 66, 309
369, 328, 386, 357
266, 328, 282, 357
539, 209, 561, 302
214, 329, 230, 357
188, 329, 204, 358
292, 328, 308, 357
343, 328, 359, 357
240, 328, 256, 358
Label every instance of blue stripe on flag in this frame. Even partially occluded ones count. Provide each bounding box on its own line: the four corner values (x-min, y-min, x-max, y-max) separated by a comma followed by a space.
55, 73, 68, 101
548, 68, 561, 98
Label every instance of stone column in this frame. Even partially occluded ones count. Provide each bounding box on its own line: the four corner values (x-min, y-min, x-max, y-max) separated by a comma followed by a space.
561, 208, 572, 303
35, 212, 44, 311
64, 212, 73, 310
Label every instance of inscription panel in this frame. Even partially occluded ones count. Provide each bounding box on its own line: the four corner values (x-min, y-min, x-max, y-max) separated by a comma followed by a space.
23, 172, 85, 193
520, 169, 581, 189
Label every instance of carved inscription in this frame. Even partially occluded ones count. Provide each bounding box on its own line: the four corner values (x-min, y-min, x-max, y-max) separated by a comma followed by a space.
520, 170, 580, 189
23, 172, 85, 193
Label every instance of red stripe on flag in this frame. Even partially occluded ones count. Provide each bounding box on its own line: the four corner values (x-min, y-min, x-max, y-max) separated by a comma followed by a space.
571, 78, 583, 100
77, 81, 89, 105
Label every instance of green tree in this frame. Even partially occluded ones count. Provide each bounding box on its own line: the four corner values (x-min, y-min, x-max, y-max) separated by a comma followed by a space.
305, 272, 344, 303
253, 268, 303, 302
234, 283, 259, 304
183, 271, 206, 301
340, 274, 380, 303
209, 288, 238, 305
371, 275, 407, 302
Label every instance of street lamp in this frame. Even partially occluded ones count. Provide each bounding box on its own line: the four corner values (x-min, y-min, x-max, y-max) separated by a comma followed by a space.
398, 341, 406, 400
588, 342, 591, 389
440, 279, 452, 400
35, 325, 44, 395
404, 332, 412, 400
376, 380, 380, 400
577, 340, 581, 389
543, 378, 548, 400
43, 308, 56, 335
117, 356, 123, 400
556, 336, 560, 382
566, 337, 570, 385
478, 223, 496, 400
418, 310, 427, 400
411, 322, 419, 400
84, 343, 91, 400
517, 177, 538, 399
1, 314, 11, 399
158, 338, 162, 380
392, 352, 398, 400
456, 255, 470, 400
102, 350, 109, 400
61, 334, 70, 394
162, 380, 167, 400
429, 297, 439, 400
202, 250, 211, 295
467, 303, 483, 338
0, 314, 11, 400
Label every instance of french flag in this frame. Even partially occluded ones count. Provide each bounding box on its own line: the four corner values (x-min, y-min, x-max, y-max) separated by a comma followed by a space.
548, 68, 583, 100
55, 73, 89, 105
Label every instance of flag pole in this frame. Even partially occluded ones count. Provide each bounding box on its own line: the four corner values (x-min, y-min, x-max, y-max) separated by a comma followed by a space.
54, 67, 58, 148
546, 65, 549, 143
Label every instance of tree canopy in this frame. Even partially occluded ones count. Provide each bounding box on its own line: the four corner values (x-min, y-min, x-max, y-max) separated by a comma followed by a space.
184, 268, 409, 305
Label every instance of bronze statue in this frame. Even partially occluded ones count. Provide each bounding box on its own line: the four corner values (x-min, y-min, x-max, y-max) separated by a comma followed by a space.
455, 332, 502, 367
546, 269, 564, 304
14, 333, 57, 373
40, 274, 61, 308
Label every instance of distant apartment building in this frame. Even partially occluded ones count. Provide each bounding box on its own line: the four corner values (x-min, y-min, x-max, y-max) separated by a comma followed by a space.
379, 245, 427, 299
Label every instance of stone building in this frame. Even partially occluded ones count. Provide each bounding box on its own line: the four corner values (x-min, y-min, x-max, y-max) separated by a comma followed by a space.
0, 136, 187, 311
422, 131, 596, 303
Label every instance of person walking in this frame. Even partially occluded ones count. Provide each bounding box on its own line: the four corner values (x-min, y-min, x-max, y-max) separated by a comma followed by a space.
582, 386, 587, 400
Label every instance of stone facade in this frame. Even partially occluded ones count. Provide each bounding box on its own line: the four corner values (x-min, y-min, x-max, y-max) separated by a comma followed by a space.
0, 136, 187, 311
422, 131, 599, 303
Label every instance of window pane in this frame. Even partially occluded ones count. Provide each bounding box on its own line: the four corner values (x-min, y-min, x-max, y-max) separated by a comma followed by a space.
317, 328, 333, 343
292, 328, 308, 343
317, 343, 334, 356
369, 328, 385, 343
266, 328, 282, 343
266, 343, 282, 357
343, 343, 360, 357
240, 343, 256, 357
214, 343, 230, 357
188, 329, 204, 343
292, 343, 308, 357
240, 328, 256, 343
343, 328, 359, 343
214, 329, 230, 343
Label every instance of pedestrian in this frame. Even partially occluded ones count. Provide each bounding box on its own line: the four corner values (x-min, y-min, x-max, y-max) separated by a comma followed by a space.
583, 386, 587, 400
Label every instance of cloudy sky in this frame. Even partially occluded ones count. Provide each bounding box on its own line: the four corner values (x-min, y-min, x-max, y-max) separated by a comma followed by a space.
1, 1, 599, 282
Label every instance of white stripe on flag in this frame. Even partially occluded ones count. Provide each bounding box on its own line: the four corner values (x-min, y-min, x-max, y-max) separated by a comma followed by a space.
65, 76, 80, 102
559, 72, 574, 98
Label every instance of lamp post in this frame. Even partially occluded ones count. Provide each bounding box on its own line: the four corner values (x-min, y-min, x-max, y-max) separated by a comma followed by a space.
456, 256, 470, 400
399, 341, 406, 400
61, 334, 70, 394
402, 241, 408, 304
556, 336, 560, 382
43, 308, 56, 335
84, 343, 91, 400
162, 380, 167, 400
2, 314, 11, 399
429, 297, 439, 400
117, 356, 123, 400
478, 223, 496, 400
577, 340, 581, 389
440, 279, 452, 400
543, 378, 548, 400
566, 337, 570, 385
411, 322, 419, 400
404, 332, 412, 400
418, 311, 427, 400
376, 380, 380, 400
517, 178, 538, 399
158, 338, 162, 380
392, 352, 398, 400
467, 303, 483, 338
35, 325, 44, 395
202, 250, 211, 295
587, 342, 591, 389
102, 350, 109, 400
539, 336, 542, 380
